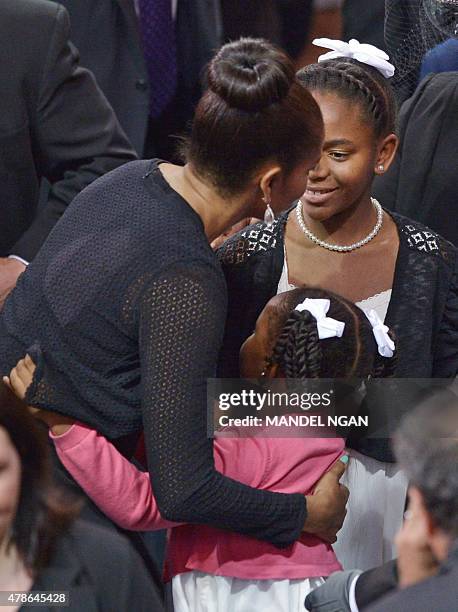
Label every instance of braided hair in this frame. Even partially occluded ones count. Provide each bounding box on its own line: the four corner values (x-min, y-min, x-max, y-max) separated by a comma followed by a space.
268, 287, 396, 379
297, 58, 397, 139
270, 309, 322, 378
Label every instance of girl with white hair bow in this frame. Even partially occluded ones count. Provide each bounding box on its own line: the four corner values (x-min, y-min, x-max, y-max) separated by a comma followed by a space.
217, 38, 458, 571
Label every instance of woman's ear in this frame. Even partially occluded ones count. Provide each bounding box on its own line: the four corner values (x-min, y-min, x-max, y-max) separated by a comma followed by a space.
258, 165, 282, 204
374, 133, 399, 175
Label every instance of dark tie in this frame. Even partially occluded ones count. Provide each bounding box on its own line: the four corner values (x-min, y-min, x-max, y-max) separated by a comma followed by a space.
138, 0, 177, 118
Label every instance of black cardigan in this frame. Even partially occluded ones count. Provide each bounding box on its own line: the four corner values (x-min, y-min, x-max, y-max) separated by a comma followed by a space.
217, 208, 458, 461
0, 160, 306, 548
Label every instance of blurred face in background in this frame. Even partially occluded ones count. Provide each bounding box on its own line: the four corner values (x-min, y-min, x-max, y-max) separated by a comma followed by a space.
0, 427, 21, 546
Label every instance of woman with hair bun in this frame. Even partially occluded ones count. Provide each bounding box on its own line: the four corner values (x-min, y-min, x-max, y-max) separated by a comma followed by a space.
7, 286, 396, 611
0, 39, 348, 553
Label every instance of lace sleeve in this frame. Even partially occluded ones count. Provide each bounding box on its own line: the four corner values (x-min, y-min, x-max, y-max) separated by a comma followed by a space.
138, 262, 306, 547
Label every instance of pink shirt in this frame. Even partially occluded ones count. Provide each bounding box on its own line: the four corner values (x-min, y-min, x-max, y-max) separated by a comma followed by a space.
52, 423, 344, 580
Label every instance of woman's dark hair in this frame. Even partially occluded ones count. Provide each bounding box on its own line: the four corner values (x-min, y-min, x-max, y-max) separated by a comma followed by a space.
267, 287, 396, 379
297, 58, 397, 139
184, 38, 323, 195
0, 385, 79, 572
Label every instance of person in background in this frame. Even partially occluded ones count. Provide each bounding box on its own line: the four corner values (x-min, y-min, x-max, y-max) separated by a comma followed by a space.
384, 0, 457, 103
420, 39, 458, 78
305, 390, 458, 612
221, 1, 314, 62
373, 72, 458, 244
419, 0, 458, 79
0, 0, 137, 307
342, 0, 386, 51
0, 384, 164, 612
55, 0, 222, 158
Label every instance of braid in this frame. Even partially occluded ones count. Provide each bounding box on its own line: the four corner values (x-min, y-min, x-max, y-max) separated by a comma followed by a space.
265, 287, 398, 381
339, 70, 382, 125
297, 58, 397, 138
271, 310, 322, 378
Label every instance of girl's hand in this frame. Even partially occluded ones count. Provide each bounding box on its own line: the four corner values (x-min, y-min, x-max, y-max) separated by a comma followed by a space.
3, 354, 74, 436
303, 459, 349, 543
4, 353, 35, 400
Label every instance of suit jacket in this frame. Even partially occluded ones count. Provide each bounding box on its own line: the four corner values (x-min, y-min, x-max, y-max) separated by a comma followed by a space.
343, 0, 386, 51
57, 0, 223, 155
0, 0, 136, 261
365, 542, 458, 611
355, 560, 398, 609
373, 73, 458, 245
27, 520, 164, 612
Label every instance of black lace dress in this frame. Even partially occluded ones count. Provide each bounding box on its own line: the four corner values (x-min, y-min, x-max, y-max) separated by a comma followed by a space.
0, 160, 306, 547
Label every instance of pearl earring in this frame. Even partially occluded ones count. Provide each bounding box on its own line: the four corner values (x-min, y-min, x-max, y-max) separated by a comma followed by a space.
263, 197, 275, 228
377, 164, 385, 173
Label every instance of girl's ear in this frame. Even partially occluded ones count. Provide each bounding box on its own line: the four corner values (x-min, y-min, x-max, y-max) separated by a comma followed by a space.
374, 133, 399, 176
265, 361, 281, 379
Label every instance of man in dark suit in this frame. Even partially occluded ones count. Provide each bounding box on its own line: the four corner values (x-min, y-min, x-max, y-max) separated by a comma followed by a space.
0, 0, 137, 304
306, 392, 458, 611
342, 0, 386, 51
373, 72, 458, 245
56, 0, 223, 157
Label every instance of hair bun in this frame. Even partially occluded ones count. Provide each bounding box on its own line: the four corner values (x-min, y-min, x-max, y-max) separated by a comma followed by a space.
207, 38, 295, 112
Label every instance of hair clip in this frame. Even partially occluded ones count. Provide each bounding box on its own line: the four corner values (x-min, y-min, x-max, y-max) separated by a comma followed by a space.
295, 298, 345, 339
313, 38, 395, 78
366, 309, 395, 357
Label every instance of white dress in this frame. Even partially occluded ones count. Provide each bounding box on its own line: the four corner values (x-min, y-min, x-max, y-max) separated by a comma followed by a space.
172, 574, 325, 612
277, 257, 408, 571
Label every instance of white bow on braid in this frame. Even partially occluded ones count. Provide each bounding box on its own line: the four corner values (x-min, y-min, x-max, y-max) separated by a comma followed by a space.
313, 38, 395, 79
295, 298, 345, 340
366, 309, 395, 358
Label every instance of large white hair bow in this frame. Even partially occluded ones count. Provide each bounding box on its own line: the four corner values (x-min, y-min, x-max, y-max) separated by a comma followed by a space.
295, 298, 345, 340
313, 38, 395, 79
366, 309, 395, 358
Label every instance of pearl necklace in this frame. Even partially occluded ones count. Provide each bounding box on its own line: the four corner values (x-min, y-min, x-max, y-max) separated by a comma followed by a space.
295, 197, 383, 252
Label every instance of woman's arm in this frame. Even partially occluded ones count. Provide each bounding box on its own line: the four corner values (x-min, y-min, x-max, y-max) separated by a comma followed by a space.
6, 261, 347, 545
137, 262, 308, 548
51, 424, 177, 530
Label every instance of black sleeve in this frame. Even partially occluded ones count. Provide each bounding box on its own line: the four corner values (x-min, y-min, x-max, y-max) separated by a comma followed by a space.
12, 4, 137, 261
433, 255, 458, 377
138, 262, 307, 548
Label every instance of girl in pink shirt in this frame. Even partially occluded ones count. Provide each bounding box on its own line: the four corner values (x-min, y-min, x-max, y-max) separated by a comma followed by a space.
6, 287, 396, 612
